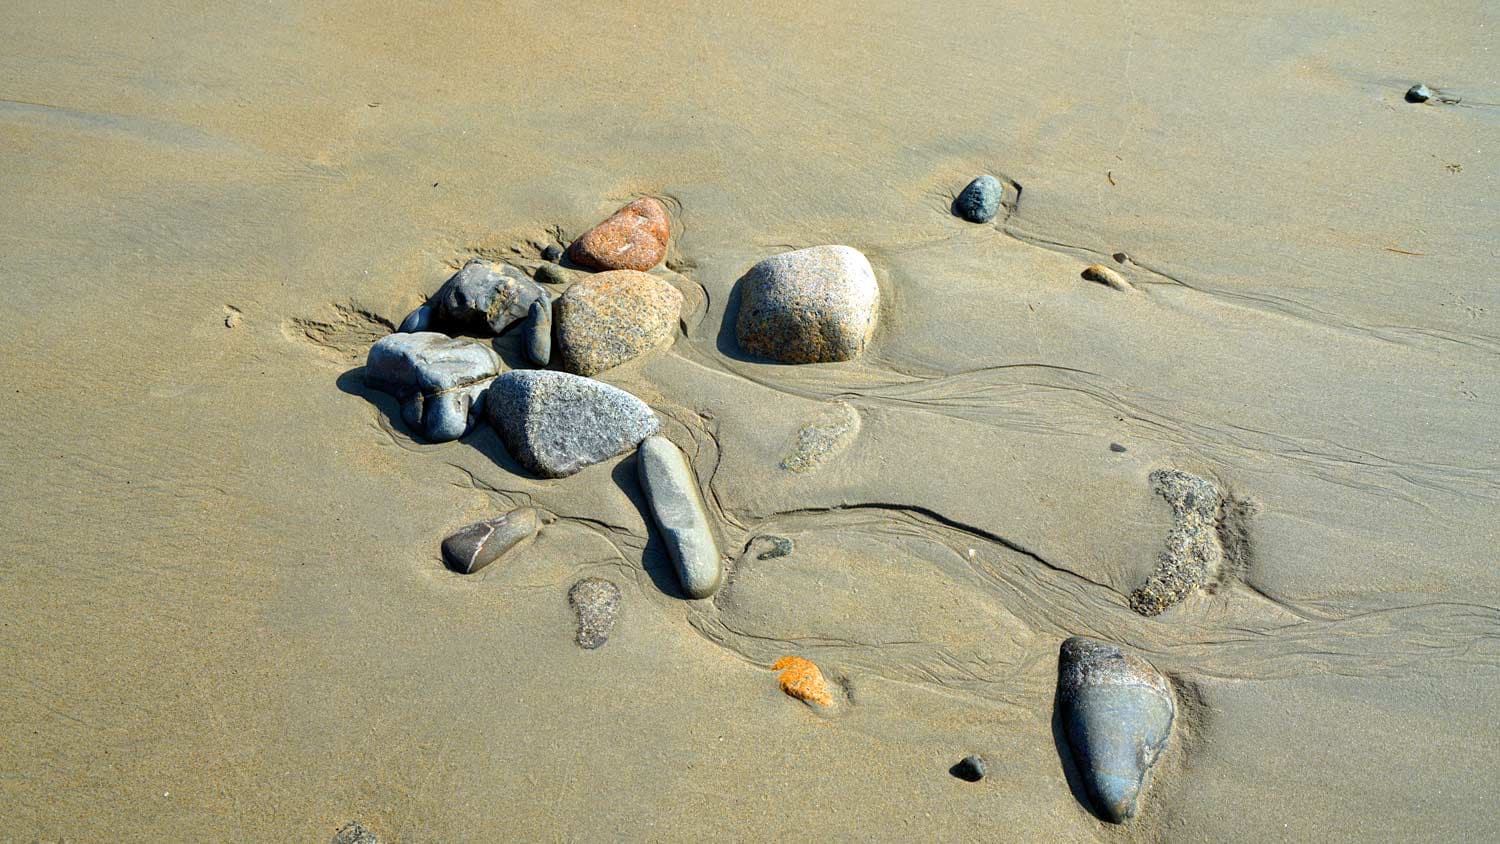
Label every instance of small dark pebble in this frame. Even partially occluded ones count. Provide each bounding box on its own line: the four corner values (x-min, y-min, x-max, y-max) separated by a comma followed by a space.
1406, 83, 1432, 103
332, 821, 379, 844
951, 754, 987, 782
1112, 252, 1130, 265
954, 175, 1002, 224
755, 535, 795, 560
1110, 443, 1128, 453
541, 244, 563, 262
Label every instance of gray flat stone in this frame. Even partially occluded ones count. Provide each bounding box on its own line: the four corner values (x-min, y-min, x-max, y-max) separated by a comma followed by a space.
484, 370, 658, 478
525, 295, 552, 366
441, 508, 543, 574
431, 258, 546, 335
364, 332, 500, 442
1057, 637, 1175, 823
735, 245, 879, 363
955, 174, 1002, 223
637, 435, 722, 598
568, 576, 621, 649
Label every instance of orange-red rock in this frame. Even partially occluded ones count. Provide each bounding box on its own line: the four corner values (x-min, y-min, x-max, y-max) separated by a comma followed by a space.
568, 197, 669, 271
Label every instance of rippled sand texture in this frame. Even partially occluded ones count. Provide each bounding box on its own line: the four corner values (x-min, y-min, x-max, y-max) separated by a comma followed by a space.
2, 1, 1498, 840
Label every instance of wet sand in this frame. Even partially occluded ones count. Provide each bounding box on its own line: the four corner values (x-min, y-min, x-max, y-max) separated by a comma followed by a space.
2, 1, 1498, 840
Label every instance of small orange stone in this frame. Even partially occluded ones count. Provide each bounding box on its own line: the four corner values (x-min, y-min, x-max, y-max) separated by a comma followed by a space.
772, 656, 834, 706
568, 197, 670, 271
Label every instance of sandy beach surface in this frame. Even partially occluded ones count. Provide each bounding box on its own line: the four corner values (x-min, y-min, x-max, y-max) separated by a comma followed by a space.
3, 1, 1498, 840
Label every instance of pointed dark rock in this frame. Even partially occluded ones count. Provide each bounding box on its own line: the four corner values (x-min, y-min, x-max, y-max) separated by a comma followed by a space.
955, 175, 1002, 223
1057, 637, 1175, 823
440, 508, 543, 574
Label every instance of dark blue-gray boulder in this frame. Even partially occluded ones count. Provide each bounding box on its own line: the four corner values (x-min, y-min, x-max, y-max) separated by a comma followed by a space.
1057, 637, 1175, 823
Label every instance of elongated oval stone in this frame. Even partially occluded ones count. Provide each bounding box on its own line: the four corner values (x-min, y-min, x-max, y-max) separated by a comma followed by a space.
1057, 637, 1175, 822
636, 435, 722, 598
441, 507, 542, 574
525, 295, 552, 366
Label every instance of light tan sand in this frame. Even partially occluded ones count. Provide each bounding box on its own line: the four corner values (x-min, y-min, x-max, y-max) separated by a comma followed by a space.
2, 1, 1498, 840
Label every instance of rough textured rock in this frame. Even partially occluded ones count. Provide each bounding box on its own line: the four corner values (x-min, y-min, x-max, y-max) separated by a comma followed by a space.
735, 245, 879, 363
568, 577, 621, 649
636, 435, 722, 598
567, 197, 670, 271
440, 508, 544, 575
554, 270, 682, 375
364, 332, 500, 442
331, 821, 379, 844
524, 295, 551, 366
1129, 469, 1224, 616
484, 370, 658, 478
427, 258, 546, 335
951, 755, 987, 782
781, 401, 860, 472
1057, 637, 1175, 823
955, 174, 1002, 223
772, 656, 834, 707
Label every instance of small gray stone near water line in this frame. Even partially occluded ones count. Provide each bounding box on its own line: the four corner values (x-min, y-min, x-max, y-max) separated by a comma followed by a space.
441, 507, 544, 575
541, 243, 563, 262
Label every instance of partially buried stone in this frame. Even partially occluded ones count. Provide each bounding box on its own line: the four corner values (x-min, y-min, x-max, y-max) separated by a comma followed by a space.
332, 821, 379, 844
397, 303, 433, 333
1406, 83, 1432, 103
484, 370, 659, 478
955, 175, 1002, 223
637, 435, 723, 598
541, 243, 563, 263
554, 270, 682, 375
735, 245, 880, 364
1057, 637, 1175, 823
1082, 264, 1135, 292
951, 754, 987, 782
1129, 469, 1224, 616
754, 535, 794, 561
525, 295, 551, 366
429, 258, 546, 335
441, 507, 543, 575
568, 577, 621, 649
568, 197, 670, 272
534, 263, 570, 287
364, 332, 500, 442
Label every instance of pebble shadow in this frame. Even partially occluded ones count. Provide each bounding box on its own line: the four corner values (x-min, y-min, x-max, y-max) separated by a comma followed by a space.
610, 454, 690, 600
1051, 689, 1111, 824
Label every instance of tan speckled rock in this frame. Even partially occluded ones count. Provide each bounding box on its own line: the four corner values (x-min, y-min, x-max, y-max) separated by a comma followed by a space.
735, 245, 879, 363
554, 270, 683, 376
568, 197, 670, 271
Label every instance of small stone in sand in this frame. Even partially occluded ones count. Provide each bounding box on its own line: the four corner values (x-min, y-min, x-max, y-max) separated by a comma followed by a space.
955, 175, 1002, 223
772, 656, 834, 707
781, 402, 860, 472
554, 269, 682, 375
951, 754, 987, 782
525, 295, 551, 366
224, 309, 242, 328
568, 576, 621, 649
637, 435, 723, 599
484, 370, 659, 478
736, 245, 879, 364
1129, 468, 1224, 616
568, 197, 670, 272
1110, 443, 1128, 453
441, 507, 543, 575
535, 262, 570, 287
1406, 83, 1432, 103
1082, 264, 1135, 292
1057, 637, 1174, 822
541, 243, 563, 262
332, 821, 379, 844
754, 535, 794, 560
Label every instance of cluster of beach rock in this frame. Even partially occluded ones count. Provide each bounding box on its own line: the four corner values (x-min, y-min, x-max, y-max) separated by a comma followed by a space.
357, 185, 1180, 823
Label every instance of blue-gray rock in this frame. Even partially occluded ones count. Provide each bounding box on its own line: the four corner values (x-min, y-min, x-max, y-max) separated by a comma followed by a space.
955, 175, 1002, 223
397, 303, 433, 333
1406, 83, 1432, 103
637, 435, 723, 599
735, 245, 879, 363
951, 754, 987, 782
441, 508, 545, 574
541, 244, 563, 263
525, 295, 552, 366
365, 332, 501, 442
1057, 637, 1175, 823
431, 258, 546, 335
483, 370, 658, 478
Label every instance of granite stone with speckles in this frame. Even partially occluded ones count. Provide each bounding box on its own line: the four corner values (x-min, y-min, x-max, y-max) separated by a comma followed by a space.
568, 197, 670, 272
554, 269, 682, 375
483, 370, 658, 478
735, 245, 879, 364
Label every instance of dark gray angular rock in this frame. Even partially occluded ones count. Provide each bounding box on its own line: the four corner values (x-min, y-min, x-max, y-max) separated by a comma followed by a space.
541, 243, 563, 262
735, 245, 879, 364
483, 370, 658, 478
637, 435, 723, 599
397, 303, 433, 333
431, 258, 546, 335
955, 175, 1002, 223
364, 332, 501, 442
441, 508, 544, 574
1057, 637, 1175, 823
568, 576, 621, 648
951, 754, 987, 782
525, 295, 552, 366
1406, 83, 1432, 103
